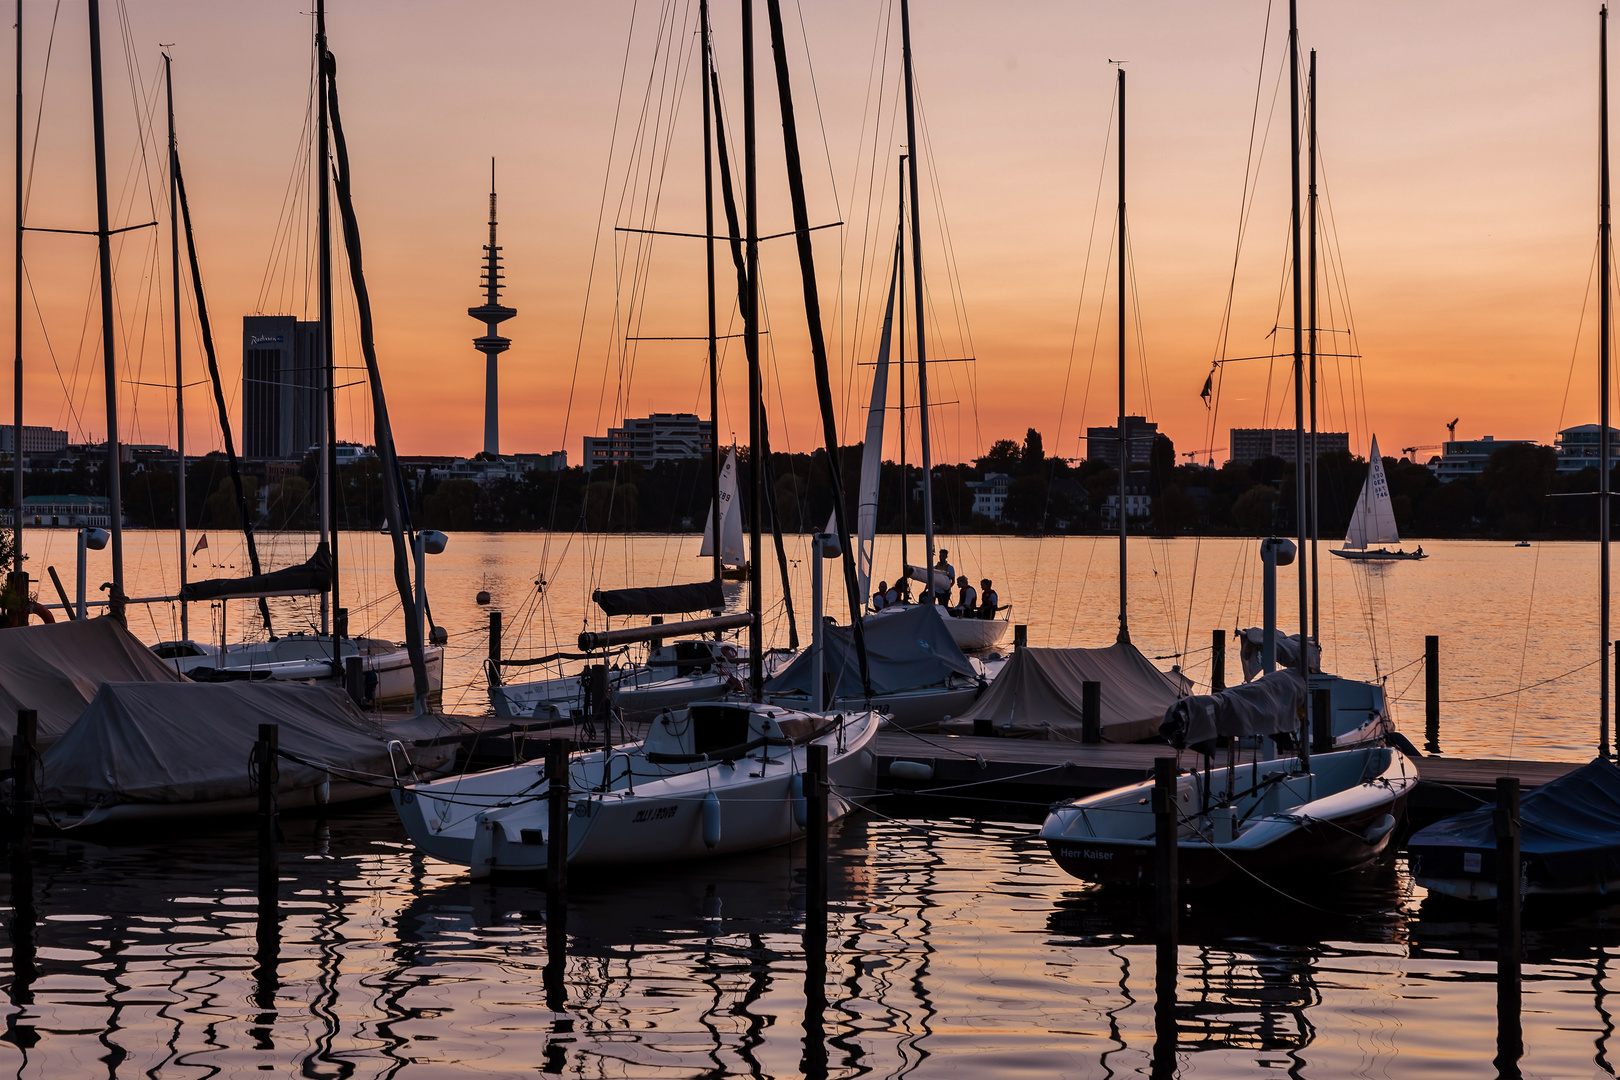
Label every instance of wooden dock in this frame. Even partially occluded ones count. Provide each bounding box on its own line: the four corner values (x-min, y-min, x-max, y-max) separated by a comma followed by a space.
441, 715, 1578, 816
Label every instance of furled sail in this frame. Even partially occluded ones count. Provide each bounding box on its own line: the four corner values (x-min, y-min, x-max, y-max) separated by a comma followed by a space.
856, 239, 901, 601
698, 449, 747, 567
1344, 434, 1401, 549
593, 580, 724, 617
181, 543, 332, 602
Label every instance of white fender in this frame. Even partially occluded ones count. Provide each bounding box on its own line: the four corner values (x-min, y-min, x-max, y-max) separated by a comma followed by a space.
470, 813, 497, 878
702, 791, 722, 850
889, 760, 935, 782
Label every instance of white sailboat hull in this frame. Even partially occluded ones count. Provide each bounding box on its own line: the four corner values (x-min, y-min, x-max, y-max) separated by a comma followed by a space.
394, 707, 879, 875
1329, 548, 1426, 561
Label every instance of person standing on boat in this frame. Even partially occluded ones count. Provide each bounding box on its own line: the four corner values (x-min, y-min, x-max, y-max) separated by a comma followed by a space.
951, 575, 976, 617
933, 549, 955, 602
978, 579, 999, 619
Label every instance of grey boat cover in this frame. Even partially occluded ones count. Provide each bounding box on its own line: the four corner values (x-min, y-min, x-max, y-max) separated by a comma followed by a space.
1160, 667, 1306, 756
37, 681, 448, 809
764, 602, 976, 698
939, 643, 1188, 743
181, 542, 332, 601
1238, 628, 1322, 682
593, 580, 723, 617
0, 617, 184, 756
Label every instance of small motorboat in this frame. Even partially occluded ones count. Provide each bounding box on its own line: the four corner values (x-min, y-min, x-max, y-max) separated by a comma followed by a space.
1039, 669, 1417, 888
1515, 540, 1532, 547
394, 701, 879, 877
1408, 758, 1620, 901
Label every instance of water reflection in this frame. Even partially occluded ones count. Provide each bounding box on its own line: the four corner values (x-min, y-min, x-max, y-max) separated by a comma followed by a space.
0, 809, 1617, 1076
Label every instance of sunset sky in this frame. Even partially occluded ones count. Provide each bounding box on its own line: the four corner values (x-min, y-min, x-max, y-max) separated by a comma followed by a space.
8, 0, 1614, 469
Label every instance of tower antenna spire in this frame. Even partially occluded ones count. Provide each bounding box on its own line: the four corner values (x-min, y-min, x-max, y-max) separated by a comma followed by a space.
470, 156, 514, 456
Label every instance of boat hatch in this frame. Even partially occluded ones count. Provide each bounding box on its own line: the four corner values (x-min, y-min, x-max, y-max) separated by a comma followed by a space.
691, 704, 753, 756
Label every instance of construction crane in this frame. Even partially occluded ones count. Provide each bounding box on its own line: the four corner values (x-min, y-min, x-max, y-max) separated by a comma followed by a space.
1403, 419, 1458, 457
1182, 447, 1226, 465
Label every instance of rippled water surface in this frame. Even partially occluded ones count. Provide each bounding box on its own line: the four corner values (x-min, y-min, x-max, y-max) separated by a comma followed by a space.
0, 806, 1615, 1078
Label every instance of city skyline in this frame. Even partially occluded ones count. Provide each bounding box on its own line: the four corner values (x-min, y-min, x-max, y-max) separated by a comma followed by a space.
4, 1, 1611, 472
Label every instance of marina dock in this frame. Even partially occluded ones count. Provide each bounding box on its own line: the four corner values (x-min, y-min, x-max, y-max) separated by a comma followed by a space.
445, 716, 1579, 816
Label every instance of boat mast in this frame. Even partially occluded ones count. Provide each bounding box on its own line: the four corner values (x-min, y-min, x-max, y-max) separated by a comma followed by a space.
900, 0, 935, 603
1602, 4, 1612, 759
166, 54, 186, 639
742, 0, 763, 698
1116, 65, 1129, 644
318, 0, 339, 661
87, 0, 123, 623
11, 0, 19, 586
1289, 0, 1311, 765
898, 153, 908, 583
1308, 47, 1319, 645
702, 0, 720, 584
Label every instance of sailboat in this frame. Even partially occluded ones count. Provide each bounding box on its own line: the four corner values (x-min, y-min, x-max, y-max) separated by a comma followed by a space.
698, 448, 749, 580
1329, 435, 1427, 561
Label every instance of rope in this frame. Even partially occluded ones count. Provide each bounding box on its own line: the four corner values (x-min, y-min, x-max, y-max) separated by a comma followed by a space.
1389, 658, 1599, 705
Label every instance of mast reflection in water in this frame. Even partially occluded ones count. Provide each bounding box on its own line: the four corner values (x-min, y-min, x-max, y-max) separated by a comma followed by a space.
0, 806, 1614, 1076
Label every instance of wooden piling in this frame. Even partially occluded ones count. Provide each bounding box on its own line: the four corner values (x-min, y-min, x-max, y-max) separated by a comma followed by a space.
11, 709, 35, 857
334, 606, 348, 641
1311, 686, 1332, 754
488, 610, 502, 664
806, 743, 829, 910
344, 655, 364, 706
1495, 775, 1522, 1072
1013, 624, 1027, 650
255, 723, 279, 916
1081, 681, 1102, 744
584, 664, 609, 749
546, 739, 571, 896
1211, 628, 1225, 692
1425, 635, 1441, 754
1152, 756, 1178, 947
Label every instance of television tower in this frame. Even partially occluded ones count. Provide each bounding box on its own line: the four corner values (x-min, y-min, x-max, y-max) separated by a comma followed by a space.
468, 159, 515, 457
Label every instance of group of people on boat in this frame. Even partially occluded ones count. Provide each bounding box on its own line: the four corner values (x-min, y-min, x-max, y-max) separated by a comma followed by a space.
871, 548, 1001, 619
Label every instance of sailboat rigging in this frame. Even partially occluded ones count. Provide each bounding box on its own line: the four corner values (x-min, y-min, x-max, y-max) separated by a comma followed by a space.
1329, 435, 1425, 561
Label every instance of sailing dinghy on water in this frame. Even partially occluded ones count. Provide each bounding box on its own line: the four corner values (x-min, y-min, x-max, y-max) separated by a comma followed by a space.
699, 449, 750, 580
1330, 435, 1427, 561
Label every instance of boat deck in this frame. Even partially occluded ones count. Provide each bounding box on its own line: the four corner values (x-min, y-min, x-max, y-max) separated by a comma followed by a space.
434, 714, 1579, 814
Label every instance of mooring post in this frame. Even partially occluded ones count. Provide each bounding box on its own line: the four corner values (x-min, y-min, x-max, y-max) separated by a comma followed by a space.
1495, 775, 1522, 1072
11, 709, 35, 864
1013, 623, 1027, 650
488, 610, 502, 665
546, 739, 571, 897
1311, 686, 1332, 754
334, 606, 348, 641
255, 723, 279, 921
1081, 681, 1102, 744
1211, 628, 1225, 692
1425, 634, 1441, 754
1153, 756, 1179, 944
344, 655, 364, 707
806, 743, 829, 911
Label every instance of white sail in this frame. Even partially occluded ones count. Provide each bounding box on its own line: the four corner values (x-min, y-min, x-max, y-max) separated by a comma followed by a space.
856, 241, 902, 601
699, 449, 747, 566
1344, 434, 1401, 549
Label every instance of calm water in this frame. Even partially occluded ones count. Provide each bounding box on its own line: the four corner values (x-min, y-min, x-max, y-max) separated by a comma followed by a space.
7, 530, 1618, 1077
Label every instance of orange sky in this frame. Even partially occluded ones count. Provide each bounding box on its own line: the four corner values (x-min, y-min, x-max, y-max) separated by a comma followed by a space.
7, 1, 1614, 468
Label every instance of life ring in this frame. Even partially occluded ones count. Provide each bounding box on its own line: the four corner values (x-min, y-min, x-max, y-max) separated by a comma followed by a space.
26, 601, 54, 624
719, 643, 740, 662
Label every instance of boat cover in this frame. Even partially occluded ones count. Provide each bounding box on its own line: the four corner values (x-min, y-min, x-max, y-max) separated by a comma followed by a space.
594, 580, 724, 617
764, 602, 976, 698
1238, 628, 1322, 682
939, 643, 1187, 743
1407, 758, 1620, 891
0, 617, 184, 755
1160, 667, 1306, 755
36, 681, 451, 809
182, 542, 332, 601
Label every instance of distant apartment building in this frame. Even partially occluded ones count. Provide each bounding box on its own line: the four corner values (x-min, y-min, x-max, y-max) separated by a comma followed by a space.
1229, 427, 1350, 466
1436, 434, 1537, 482
242, 315, 324, 460
968, 472, 1010, 521
0, 425, 68, 457
1085, 416, 1158, 470
1554, 424, 1620, 474
583, 413, 712, 470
